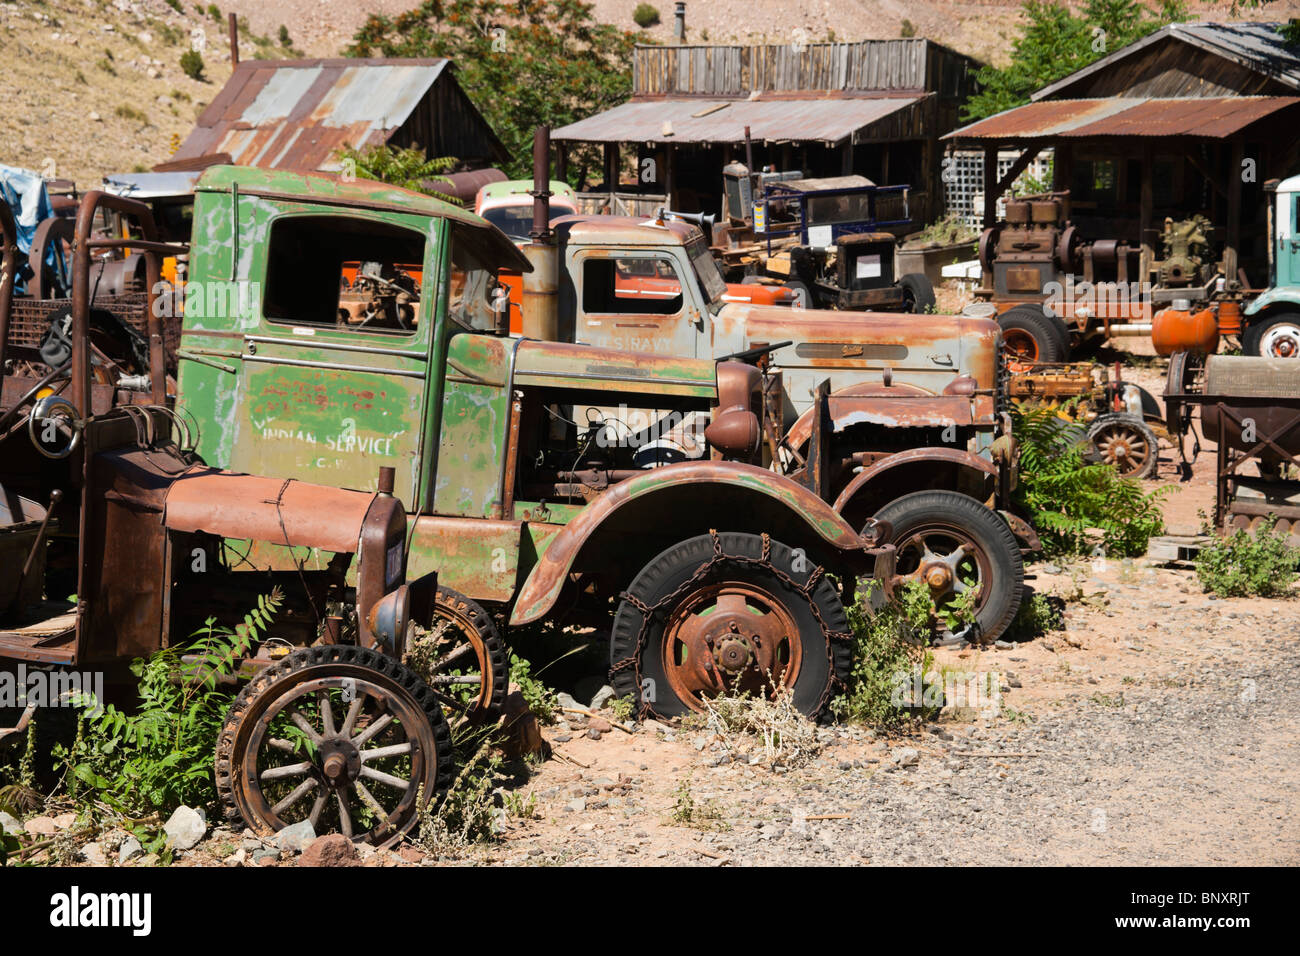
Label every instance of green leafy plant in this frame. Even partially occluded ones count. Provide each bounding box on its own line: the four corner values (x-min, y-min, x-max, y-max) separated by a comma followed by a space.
831, 581, 941, 729
417, 723, 506, 850
610, 694, 634, 722
507, 652, 558, 724
180, 49, 205, 81
900, 18, 916, 38
668, 776, 728, 830
165, 0, 184, 13
1010, 402, 1167, 557
633, 3, 660, 28
278, 24, 292, 47
1194, 518, 1300, 598
347, 0, 637, 180
961, 0, 1191, 122
56, 590, 283, 819
207, 4, 222, 22
335, 143, 459, 202
1006, 591, 1065, 640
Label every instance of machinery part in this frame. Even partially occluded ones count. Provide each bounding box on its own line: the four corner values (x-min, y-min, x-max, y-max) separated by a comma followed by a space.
1204, 353, 1300, 398
609, 532, 850, 720
216, 645, 452, 847
1164, 350, 1204, 436
28, 394, 82, 459
782, 279, 812, 309
873, 491, 1024, 645
998, 305, 1068, 363
1151, 305, 1219, 356
416, 585, 509, 723
1243, 313, 1300, 359
899, 273, 936, 313
29, 216, 73, 299
1086, 413, 1159, 479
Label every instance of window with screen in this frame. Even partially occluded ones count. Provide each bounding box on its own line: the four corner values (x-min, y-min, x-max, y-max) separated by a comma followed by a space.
582, 256, 684, 315
262, 215, 425, 335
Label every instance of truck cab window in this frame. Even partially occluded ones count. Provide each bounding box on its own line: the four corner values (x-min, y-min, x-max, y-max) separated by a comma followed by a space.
582, 256, 684, 315
262, 216, 425, 335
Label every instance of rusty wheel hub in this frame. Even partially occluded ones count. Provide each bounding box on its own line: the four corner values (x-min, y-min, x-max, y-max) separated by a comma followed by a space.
1002, 331, 1039, 362
891, 526, 990, 638
663, 583, 801, 710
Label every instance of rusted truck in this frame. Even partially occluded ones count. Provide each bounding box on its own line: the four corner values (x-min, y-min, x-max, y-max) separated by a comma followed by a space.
1, 192, 450, 846
168, 165, 896, 721
475, 133, 1033, 645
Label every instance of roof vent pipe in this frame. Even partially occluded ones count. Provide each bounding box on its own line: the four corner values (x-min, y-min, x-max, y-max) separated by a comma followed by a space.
674, 3, 686, 43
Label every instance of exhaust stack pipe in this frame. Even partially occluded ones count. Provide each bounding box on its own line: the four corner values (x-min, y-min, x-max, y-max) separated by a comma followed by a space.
521, 126, 559, 341
674, 3, 686, 43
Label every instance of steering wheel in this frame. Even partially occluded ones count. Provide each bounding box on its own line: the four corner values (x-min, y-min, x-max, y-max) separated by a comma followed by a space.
28, 394, 83, 459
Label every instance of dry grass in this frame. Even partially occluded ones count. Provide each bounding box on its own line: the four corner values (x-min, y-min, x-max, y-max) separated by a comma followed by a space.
688, 690, 821, 770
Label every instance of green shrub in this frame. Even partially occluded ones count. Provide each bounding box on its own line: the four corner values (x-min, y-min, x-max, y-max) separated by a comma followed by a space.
1010, 403, 1168, 557
633, 3, 660, 28
508, 652, 558, 724
278, 24, 292, 47
55, 591, 282, 819
165, 0, 184, 12
115, 104, 148, 123
1006, 591, 1065, 640
831, 580, 940, 729
207, 4, 222, 22
180, 49, 205, 80
1195, 518, 1300, 598
900, 19, 916, 38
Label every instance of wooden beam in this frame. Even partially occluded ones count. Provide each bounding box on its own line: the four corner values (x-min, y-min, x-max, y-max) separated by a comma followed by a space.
982, 145, 998, 229
1226, 138, 1243, 282
1139, 141, 1153, 284
993, 141, 1045, 198
1185, 152, 1227, 201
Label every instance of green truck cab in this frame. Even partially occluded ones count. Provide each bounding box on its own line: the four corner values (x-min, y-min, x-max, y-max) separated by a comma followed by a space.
174, 166, 894, 720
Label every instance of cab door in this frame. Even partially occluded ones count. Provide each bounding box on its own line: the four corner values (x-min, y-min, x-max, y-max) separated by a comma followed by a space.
230, 212, 438, 501
569, 249, 705, 358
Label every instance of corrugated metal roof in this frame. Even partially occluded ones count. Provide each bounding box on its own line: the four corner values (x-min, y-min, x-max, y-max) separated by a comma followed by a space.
174, 58, 450, 172
944, 96, 1300, 142
552, 94, 925, 146
1032, 21, 1300, 101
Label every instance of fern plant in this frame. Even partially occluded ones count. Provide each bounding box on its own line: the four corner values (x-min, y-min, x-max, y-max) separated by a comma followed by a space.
336, 144, 461, 203
1010, 403, 1168, 557
57, 590, 283, 819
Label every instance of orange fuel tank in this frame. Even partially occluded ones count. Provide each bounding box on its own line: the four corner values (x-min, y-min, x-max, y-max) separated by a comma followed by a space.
1152, 306, 1219, 355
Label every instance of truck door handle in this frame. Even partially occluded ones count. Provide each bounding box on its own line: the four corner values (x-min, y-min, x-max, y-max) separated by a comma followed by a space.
929, 353, 953, 366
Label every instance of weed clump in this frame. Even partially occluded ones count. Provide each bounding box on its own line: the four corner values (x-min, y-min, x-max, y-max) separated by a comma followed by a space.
1195, 518, 1299, 598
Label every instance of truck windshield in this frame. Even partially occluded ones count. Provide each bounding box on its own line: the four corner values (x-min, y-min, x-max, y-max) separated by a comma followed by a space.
687, 237, 727, 307
483, 202, 579, 241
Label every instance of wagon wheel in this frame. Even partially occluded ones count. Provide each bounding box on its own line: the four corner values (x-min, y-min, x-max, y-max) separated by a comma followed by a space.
216, 646, 452, 848
1087, 413, 1158, 478
407, 585, 509, 724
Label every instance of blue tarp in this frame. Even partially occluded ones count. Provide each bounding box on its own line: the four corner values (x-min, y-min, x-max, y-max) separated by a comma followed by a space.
0, 163, 58, 297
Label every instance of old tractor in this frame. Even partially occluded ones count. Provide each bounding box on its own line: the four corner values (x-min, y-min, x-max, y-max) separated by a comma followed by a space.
1007, 361, 1168, 479
1, 192, 453, 846
711, 161, 936, 313
468, 130, 1034, 646
167, 164, 896, 722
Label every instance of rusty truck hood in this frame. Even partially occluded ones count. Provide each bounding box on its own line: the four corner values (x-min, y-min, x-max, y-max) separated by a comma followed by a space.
716, 304, 1001, 390
513, 338, 718, 399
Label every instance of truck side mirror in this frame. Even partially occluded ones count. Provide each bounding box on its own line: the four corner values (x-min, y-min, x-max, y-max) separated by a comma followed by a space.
492, 282, 510, 336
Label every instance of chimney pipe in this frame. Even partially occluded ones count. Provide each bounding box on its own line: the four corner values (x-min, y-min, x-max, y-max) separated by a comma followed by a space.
673, 3, 686, 44
521, 126, 559, 342
228, 12, 239, 66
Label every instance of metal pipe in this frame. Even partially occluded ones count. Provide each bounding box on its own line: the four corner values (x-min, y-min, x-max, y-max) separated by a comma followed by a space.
530, 125, 552, 241
228, 12, 239, 67
522, 126, 559, 342
0, 199, 17, 378
673, 2, 686, 43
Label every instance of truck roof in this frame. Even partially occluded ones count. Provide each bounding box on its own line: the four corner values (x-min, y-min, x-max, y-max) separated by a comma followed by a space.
478, 179, 577, 203
552, 214, 701, 247
196, 164, 530, 272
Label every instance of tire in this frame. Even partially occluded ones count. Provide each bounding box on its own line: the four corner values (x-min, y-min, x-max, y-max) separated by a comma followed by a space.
215, 645, 452, 847
999, 305, 1068, 363
899, 273, 936, 313
426, 585, 509, 723
782, 280, 812, 309
874, 491, 1024, 645
1086, 413, 1158, 479
609, 532, 850, 721
1243, 312, 1300, 359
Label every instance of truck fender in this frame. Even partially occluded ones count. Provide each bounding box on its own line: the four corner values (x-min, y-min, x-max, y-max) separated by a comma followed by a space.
782, 382, 936, 452
1243, 287, 1300, 317
831, 447, 997, 522
509, 461, 886, 626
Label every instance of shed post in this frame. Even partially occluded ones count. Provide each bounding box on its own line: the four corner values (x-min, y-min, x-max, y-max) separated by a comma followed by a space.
1139, 141, 1153, 284
982, 145, 997, 228
1226, 137, 1243, 282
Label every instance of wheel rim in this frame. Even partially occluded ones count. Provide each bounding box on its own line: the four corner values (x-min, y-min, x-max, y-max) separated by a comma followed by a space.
1092, 421, 1152, 476
1260, 323, 1300, 358
238, 675, 435, 845
661, 582, 802, 711
412, 609, 498, 723
891, 524, 991, 639
1002, 329, 1040, 361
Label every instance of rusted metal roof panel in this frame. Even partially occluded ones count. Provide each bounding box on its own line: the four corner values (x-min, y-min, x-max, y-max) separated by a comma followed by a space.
553, 94, 925, 145
944, 96, 1300, 141
175, 58, 451, 171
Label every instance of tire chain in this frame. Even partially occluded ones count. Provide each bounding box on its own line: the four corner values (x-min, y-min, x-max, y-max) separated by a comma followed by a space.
609, 530, 853, 722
